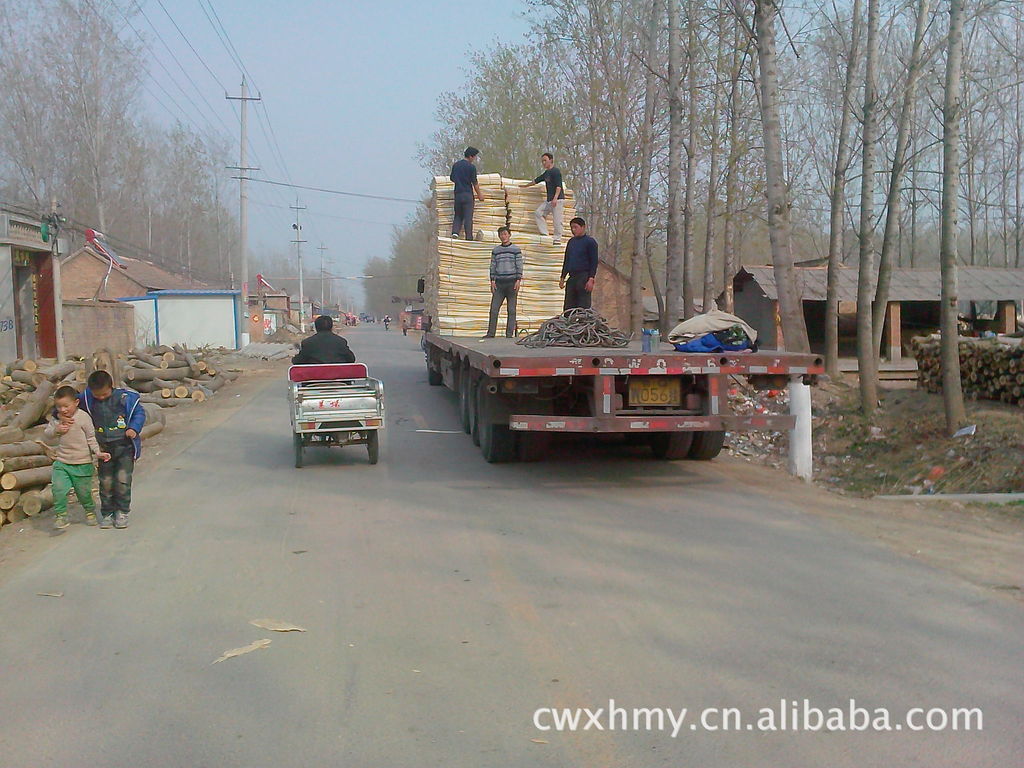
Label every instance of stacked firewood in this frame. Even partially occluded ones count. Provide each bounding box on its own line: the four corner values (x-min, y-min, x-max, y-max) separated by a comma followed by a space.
912, 335, 1024, 406
0, 346, 241, 527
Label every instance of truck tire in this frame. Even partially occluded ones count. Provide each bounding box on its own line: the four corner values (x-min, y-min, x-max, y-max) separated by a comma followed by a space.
688, 430, 725, 460
477, 390, 516, 463
458, 367, 472, 434
470, 381, 481, 446
649, 432, 694, 460
293, 434, 304, 468
427, 360, 443, 387
517, 433, 550, 462
366, 431, 380, 465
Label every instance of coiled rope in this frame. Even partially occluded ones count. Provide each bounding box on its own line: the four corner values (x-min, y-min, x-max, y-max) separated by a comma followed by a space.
516, 308, 632, 348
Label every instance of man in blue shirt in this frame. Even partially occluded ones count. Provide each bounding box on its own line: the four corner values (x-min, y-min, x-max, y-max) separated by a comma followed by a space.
449, 147, 484, 240
559, 217, 599, 310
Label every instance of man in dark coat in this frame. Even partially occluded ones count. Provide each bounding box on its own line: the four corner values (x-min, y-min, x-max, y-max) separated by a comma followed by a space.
292, 315, 356, 364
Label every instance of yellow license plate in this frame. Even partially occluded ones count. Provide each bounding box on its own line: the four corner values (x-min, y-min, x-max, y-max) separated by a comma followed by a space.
628, 377, 682, 406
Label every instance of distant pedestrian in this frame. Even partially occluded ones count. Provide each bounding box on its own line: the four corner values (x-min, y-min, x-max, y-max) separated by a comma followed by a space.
484, 226, 523, 339
45, 385, 110, 530
450, 147, 485, 240
79, 370, 145, 529
559, 217, 598, 311
522, 152, 566, 244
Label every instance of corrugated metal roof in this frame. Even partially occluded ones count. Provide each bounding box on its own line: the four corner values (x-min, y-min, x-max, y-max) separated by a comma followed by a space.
738, 266, 1024, 301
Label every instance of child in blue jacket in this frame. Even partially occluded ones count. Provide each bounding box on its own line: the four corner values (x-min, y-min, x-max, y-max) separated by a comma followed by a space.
79, 370, 145, 529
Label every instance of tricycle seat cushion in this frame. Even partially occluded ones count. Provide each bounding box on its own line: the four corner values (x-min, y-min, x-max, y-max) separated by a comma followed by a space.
289, 363, 368, 383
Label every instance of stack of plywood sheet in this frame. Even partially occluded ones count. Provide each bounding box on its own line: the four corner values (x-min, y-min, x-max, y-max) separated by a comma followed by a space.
503, 178, 576, 241
426, 175, 573, 337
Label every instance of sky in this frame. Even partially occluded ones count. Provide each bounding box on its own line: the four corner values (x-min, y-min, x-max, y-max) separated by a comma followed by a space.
132, 0, 534, 305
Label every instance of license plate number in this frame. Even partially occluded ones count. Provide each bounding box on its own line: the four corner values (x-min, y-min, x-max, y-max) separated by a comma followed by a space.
629, 377, 682, 406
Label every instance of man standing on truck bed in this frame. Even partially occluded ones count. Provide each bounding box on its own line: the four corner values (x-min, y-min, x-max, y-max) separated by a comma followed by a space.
450, 147, 484, 240
483, 226, 523, 339
522, 152, 565, 244
559, 217, 598, 310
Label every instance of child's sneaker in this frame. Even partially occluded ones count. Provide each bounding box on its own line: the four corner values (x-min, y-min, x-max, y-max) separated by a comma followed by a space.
113, 512, 129, 529
99, 515, 113, 529
54, 514, 69, 530
84, 511, 98, 526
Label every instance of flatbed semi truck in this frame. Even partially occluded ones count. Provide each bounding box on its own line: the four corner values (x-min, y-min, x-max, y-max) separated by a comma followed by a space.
423, 334, 824, 463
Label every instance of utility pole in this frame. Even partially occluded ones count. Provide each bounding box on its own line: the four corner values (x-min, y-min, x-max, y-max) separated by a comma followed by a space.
48, 195, 65, 362
291, 198, 308, 331
226, 77, 260, 346
318, 243, 328, 312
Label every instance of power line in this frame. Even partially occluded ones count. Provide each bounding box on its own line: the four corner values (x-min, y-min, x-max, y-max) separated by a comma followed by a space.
128, 0, 234, 137
247, 199, 401, 227
153, 0, 228, 91
243, 177, 424, 205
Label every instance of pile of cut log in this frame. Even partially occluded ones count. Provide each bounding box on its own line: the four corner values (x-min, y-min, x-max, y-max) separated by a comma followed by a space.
912, 335, 1024, 406
0, 346, 241, 527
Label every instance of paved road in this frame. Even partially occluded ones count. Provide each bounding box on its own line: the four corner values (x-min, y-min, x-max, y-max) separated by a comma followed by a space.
0, 326, 1021, 767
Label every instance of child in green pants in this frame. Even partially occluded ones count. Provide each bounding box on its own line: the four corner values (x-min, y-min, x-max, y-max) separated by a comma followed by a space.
45, 386, 110, 529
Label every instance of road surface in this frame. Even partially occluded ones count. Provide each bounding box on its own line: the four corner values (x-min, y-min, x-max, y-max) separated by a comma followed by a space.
0, 326, 1021, 767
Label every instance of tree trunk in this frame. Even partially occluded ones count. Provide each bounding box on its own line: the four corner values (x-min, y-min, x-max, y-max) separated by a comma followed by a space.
13, 380, 55, 430
939, 0, 968, 432
702, 7, 725, 315
721, 28, 746, 314
0, 441, 48, 459
682, 5, 699, 318
824, 0, 863, 377
664, 0, 683, 334
855, 0, 881, 414
631, 0, 661, 336
0, 455, 52, 473
1, 466, 52, 490
20, 485, 53, 517
871, 0, 932, 359
753, 0, 809, 352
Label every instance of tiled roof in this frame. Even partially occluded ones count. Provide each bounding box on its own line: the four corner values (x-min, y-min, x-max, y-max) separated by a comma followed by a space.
738, 265, 1024, 301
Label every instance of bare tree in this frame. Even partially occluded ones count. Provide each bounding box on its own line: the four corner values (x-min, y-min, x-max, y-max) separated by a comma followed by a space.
855, 0, 882, 413
664, 0, 684, 333
631, 0, 662, 334
871, 0, 934, 358
752, 0, 810, 352
939, 0, 968, 431
824, 0, 863, 378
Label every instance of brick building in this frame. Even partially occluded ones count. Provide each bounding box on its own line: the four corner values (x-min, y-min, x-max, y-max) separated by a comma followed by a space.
592, 259, 632, 330
61, 245, 205, 300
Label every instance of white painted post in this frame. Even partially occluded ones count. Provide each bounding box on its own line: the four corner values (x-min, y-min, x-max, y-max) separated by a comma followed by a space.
788, 377, 813, 481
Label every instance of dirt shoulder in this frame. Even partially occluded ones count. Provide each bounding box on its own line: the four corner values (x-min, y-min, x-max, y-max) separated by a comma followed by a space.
0, 359, 284, 585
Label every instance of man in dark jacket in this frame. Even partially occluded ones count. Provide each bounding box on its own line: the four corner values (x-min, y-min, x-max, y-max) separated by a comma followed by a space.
292, 315, 356, 364
559, 217, 599, 310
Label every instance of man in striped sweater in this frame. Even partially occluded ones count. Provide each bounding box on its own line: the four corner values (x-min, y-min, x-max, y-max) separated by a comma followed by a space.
484, 226, 523, 339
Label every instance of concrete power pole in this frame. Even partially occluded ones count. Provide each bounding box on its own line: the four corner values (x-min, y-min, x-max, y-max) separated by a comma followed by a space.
318, 243, 327, 311
291, 199, 308, 331
226, 77, 260, 347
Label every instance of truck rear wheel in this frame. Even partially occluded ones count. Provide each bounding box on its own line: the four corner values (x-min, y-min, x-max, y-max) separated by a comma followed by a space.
688, 430, 725, 460
477, 390, 516, 463
649, 432, 694, 460
469, 381, 481, 446
293, 434, 304, 468
427, 360, 443, 386
458, 367, 472, 434
517, 433, 550, 462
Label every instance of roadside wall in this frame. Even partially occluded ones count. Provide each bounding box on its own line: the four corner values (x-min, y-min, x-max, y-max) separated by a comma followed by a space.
61, 299, 135, 356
